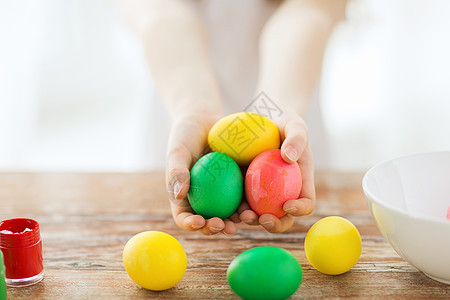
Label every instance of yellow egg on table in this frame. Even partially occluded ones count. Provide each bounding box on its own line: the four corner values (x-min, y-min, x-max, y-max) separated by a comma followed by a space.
123, 231, 187, 291
208, 112, 280, 166
304, 216, 362, 275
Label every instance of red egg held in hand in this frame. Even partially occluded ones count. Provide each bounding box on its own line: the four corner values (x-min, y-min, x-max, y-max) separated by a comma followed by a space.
245, 149, 302, 218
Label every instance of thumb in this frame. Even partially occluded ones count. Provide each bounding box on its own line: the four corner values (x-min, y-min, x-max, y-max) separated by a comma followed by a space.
280, 118, 308, 163
166, 143, 192, 201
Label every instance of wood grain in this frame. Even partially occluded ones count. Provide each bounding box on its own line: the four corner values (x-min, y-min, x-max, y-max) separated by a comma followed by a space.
0, 171, 449, 299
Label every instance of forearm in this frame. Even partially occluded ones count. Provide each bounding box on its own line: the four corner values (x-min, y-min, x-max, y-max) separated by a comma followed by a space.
118, 0, 222, 120
257, 0, 347, 117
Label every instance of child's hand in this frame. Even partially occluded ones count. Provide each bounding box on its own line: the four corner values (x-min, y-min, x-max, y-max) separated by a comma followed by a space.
238, 112, 315, 233
166, 112, 240, 235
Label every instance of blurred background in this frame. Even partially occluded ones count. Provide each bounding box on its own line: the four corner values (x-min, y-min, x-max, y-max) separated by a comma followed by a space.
0, 0, 449, 172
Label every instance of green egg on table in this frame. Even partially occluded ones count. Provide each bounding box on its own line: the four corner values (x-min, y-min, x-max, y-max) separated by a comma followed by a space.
227, 246, 303, 300
188, 152, 243, 219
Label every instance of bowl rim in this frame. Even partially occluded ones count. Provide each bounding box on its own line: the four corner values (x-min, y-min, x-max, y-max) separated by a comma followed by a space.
362, 150, 450, 226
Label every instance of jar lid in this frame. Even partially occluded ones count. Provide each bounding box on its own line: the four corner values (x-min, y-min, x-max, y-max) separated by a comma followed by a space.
0, 218, 41, 248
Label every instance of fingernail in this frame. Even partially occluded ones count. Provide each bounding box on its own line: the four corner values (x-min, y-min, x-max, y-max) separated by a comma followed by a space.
174, 181, 182, 199
185, 216, 203, 230
243, 219, 254, 225
210, 227, 222, 232
285, 207, 297, 214
285, 146, 298, 162
261, 221, 274, 229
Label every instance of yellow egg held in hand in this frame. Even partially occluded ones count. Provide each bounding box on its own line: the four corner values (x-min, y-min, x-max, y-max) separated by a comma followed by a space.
305, 216, 362, 275
123, 231, 187, 291
208, 112, 280, 166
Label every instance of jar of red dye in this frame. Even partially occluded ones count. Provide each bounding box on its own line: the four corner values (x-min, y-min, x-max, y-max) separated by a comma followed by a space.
0, 218, 44, 287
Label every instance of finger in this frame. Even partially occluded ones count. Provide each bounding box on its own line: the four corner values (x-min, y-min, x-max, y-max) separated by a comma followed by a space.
297, 146, 316, 213
198, 217, 225, 235
280, 119, 308, 164
283, 198, 314, 216
166, 136, 196, 233
237, 200, 251, 214
229, 211, 242, 223
239, 209, 259, 226
259, 213, 295, 233
223, 219, 238, 235
174, 212, 206, 231
166, 142, 192, 201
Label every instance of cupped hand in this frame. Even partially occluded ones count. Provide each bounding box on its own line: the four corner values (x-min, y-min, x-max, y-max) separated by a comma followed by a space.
238, 112, 316, 233
166, 112, 240, 235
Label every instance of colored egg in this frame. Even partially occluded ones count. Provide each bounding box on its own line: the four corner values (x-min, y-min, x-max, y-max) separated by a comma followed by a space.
123, 231, 187, 291
245, 149, 302, 218
208, 112, 280, 166
0, 251, 6, 300
188, 152, 243, 219
304, 216, 362, 275
227, 246, 303, 300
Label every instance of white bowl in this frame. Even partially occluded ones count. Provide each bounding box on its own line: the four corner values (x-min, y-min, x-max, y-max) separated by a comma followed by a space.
363, 151, 450, 284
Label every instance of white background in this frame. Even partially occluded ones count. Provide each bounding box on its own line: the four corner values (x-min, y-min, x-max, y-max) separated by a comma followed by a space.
0, 0, 449, 172
321, 0, 450, 170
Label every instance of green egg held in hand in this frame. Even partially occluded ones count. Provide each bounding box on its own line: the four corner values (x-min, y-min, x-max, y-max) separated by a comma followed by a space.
188, 152, 243, 219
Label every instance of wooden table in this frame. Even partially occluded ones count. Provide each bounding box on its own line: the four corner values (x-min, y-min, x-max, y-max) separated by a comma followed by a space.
1, 171, 449, 299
